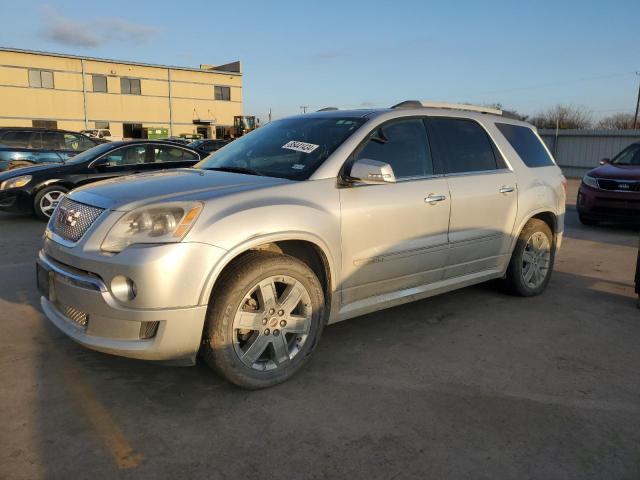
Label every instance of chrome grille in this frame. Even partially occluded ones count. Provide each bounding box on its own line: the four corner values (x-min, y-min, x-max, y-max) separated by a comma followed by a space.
55, 302, 89, 329
51, 197, 104, 243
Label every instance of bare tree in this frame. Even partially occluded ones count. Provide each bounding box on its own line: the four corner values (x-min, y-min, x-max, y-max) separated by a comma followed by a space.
596, 113, 635, 130
528, 105, 592, 129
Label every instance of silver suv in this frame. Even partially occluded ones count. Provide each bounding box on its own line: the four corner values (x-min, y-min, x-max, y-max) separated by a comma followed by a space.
37, 101, 566, 388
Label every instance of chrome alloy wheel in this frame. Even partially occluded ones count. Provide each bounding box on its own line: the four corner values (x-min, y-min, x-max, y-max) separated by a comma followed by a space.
40, 190, 66, 217
232, 275, 312, 371
521, 231, 551, 289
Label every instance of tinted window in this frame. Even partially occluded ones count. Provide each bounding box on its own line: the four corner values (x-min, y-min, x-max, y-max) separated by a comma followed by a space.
42, 132, 64, 149
153, 145, 199, 162
495, 123, 553, 167
93, 75, 107, 93
64, 133, 94, 151
102, 145, 147, 167
611, 143, 640, 166
1, 131, 33, 147
356, 119, 433, 179
429, 118, 498, 174
214, 86, 231, 101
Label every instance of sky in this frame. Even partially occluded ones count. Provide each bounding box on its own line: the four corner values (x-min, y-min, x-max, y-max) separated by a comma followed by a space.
0, 0, 638, 123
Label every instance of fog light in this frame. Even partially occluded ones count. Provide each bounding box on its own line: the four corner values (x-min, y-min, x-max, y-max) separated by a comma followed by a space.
111, 275, 137, 302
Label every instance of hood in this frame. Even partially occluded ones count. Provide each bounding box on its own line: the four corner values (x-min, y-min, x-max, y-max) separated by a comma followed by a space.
69, 168, 290, 211
0, 162, 63, 179
588, 163, 640, 181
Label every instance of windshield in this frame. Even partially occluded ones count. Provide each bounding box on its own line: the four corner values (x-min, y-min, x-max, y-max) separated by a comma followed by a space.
195, 116, 366, 180
188, 140, 205, 148
64, 142, 116, 164
611, 144, 640, 166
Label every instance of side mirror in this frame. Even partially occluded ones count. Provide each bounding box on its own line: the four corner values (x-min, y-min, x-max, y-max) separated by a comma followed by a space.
599, 158, 610, 165
348, 158, 396, 184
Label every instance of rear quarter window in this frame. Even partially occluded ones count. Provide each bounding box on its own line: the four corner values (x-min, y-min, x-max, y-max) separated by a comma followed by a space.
495, 123, 554, 168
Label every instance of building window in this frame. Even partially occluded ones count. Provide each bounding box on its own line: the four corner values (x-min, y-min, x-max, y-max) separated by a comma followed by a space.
32, 120, 58, 129
123, 123, 145, 139
95, 121, 110, 129
214, 86, 231, 101
120, 78, 141, 95
92, 75, 108, 92
29, 69, 54, 89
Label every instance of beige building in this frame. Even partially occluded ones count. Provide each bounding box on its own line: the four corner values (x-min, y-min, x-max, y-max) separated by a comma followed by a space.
0, 47, 243, 139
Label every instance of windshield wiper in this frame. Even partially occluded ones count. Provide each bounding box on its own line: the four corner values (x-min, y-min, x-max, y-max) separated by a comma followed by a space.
204, 166, 263, 176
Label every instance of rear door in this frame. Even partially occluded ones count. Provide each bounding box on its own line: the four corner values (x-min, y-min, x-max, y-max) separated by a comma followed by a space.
143, 144, 201, 172
86, 144, 149, 184
339, 118, 451, 305
427, 117, 518, 278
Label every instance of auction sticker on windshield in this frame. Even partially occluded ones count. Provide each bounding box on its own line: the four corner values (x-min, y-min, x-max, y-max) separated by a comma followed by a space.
282, 141, 319, 154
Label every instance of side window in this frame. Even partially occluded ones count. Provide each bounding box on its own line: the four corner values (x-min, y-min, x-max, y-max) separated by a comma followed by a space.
429, 118, 499, 174
1, 131, 32, 147
42, 132, 64, 150
495, 123, 554, 168
153, 146, 199, 163
92, 75, 108, 93
64, 133, 94, 151
102, 146, 147, 167
355, 119, 433, 179
214, 86, 231, 101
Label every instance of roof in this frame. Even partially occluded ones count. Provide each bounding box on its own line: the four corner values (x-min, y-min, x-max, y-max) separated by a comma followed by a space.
0, 46, 242, 76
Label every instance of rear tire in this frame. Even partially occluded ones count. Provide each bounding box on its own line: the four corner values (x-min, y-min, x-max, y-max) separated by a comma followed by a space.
504, 219, 555, 297
33, 185, 68, 221
201, 251, 325, 389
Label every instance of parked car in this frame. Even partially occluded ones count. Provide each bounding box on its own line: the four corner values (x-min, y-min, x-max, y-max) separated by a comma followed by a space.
0, 127, 102, 171
0, 140, 201, 219
36, 102, 565, 388
80, 129, 122, 142
577, 141, 640, 225
188, 139, 230, 157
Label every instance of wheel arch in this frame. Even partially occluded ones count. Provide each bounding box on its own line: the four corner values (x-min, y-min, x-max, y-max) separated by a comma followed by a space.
510, 209, 558, 254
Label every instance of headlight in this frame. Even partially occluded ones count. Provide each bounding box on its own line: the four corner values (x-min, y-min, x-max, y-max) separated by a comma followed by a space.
0, 175, 32, 190
582, 175, 599, 189
101, 201, 203, 253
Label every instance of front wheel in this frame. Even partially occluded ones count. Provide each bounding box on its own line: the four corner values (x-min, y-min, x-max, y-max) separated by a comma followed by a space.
201, 251, 325, 389
33, 185, 68, 221
504, 219, 555, 296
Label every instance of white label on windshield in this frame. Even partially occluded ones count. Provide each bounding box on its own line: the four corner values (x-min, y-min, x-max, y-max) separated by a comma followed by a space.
282, 140, 319, 154
292, 164, 305, 170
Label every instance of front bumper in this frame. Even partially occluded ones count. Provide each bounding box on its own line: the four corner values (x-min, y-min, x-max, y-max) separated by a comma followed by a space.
38, 239, 226, 364
577, 184, 640, 222
0, 189, 32, 213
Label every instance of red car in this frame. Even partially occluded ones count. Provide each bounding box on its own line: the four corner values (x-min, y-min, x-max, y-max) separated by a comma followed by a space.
577, 141, 640, 225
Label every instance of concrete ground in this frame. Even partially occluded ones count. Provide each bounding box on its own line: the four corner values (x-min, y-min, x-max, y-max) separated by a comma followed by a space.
1, 179, 638, 479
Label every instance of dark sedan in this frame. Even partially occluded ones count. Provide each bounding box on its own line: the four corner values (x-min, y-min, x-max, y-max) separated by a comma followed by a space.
187, 139, 230, 157
577, 141, 640, 225
0, 140, 201, 220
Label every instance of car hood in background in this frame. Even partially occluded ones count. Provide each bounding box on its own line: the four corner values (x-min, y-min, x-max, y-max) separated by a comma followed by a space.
0, 162, 63, 180
69, 168, 290, 211
588, 163, 640, 180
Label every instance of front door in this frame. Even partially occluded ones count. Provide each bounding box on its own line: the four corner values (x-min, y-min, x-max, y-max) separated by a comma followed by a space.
339, 118, 451, 305
427, 117, 518, 277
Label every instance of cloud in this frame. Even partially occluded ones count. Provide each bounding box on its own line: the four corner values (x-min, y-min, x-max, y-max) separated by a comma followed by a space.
39, 5, 158, 48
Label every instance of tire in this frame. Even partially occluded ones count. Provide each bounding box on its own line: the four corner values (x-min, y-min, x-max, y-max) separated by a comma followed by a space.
504, 219, 555, 297
33, 185, 68, 221
578, 213, 599, 226
201, 251, 325, 389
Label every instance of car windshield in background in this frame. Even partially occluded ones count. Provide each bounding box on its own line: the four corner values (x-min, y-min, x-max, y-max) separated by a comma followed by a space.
195, 116, 367, 180
63, 142, 115, 164
611, 144, 640, 166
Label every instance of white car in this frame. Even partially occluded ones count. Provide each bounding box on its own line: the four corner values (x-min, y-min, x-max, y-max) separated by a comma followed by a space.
80, 129, 121, 142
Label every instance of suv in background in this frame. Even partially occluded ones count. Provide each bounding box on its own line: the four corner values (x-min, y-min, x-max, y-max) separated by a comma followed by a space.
0, 127, 100, 171
577, 141, 640, 225
37, 101, 565, 389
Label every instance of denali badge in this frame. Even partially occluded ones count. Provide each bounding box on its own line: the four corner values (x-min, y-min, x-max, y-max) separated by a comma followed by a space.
618, 183, 630, 190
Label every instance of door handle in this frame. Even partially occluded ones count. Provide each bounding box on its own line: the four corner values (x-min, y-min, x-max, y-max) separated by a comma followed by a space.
425, 193, 447, 204
499, 185, 515, 194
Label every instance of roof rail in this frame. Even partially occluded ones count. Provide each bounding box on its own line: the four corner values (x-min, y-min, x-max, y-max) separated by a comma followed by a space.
391, 101, 502, 116
317, 107, 339, 112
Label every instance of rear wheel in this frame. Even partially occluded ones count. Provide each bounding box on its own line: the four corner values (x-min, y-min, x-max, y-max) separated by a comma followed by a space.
504, 219, 554, 296
33, 185, 68, 221
201, 251, 325, 389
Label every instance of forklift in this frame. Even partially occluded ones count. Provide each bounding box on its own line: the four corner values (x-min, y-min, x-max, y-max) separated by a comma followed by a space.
232, 116, 257, 138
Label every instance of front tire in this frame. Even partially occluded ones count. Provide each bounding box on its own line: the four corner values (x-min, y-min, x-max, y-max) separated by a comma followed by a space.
504, 219, 555, 297
33, 185, 68, 221
201, 251, 325, 389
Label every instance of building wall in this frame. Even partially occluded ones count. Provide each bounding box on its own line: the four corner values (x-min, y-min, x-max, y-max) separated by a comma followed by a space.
0, 49, 243, 138
539, 129, 640, 178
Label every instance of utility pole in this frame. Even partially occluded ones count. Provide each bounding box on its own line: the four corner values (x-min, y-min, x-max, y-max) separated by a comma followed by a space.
300, 106, 309, 114
634, 72, 640, 129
